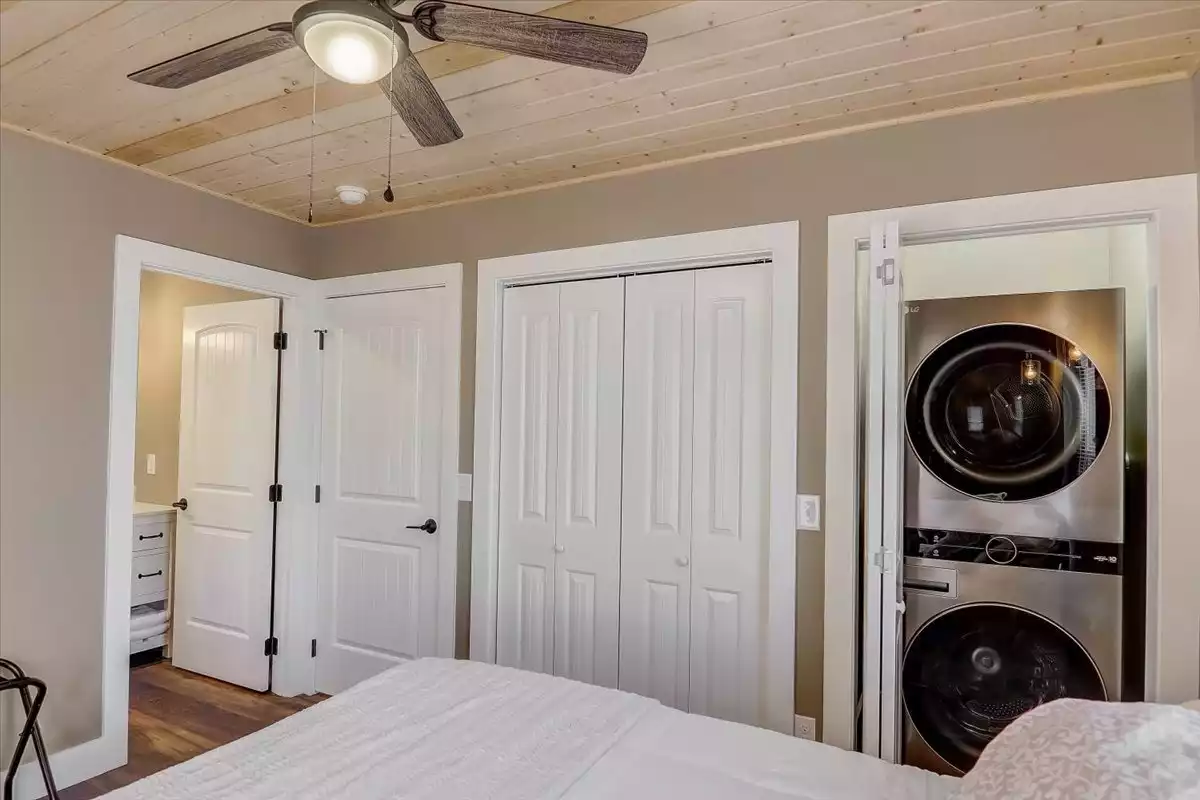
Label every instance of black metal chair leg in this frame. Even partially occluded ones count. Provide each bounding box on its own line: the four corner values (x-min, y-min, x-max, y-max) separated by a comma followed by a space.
0, 659, 59, 800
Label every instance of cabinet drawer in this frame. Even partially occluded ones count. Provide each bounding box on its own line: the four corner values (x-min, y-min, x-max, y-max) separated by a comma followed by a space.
133, 516, 172, 553
131, 552, 168, 600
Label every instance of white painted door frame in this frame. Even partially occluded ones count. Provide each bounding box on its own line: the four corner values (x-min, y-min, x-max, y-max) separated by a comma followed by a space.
28, 238, 462, 799
821, 175, 1200, 752
469, 222, 799, 735
314, 265, 464, 662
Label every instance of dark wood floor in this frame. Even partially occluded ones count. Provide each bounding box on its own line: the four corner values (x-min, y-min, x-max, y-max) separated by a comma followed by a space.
61, 662, 326, 799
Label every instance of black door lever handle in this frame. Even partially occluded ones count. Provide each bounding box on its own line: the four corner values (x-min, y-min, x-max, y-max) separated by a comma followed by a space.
405, 518, 438, 535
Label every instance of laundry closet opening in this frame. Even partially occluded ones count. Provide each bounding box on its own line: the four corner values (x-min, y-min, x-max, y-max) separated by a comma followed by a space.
854, 221, 1151, 775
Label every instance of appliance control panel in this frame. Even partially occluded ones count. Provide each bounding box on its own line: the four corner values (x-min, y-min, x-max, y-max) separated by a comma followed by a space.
904, 527, 1122, 575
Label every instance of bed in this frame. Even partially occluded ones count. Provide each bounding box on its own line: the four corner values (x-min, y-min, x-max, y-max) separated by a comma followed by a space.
103, 658, 956, 800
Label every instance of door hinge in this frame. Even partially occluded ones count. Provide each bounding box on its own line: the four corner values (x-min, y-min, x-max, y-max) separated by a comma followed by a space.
311, 639, 317, 658
268, 484, 283, 503
314, 328, 327, 350
876, 257, 895, 285
264, 636, 279, 657
274, 331, 288, 350
314, 485, 321, 503
873, 547, 897, 573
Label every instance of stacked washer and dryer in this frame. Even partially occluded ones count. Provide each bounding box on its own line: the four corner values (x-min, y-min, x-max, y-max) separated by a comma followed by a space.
899, 288, 1126, 775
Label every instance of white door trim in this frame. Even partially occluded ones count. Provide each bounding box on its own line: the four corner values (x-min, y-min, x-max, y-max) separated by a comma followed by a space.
314, 264, 464, 659
822, 174, 1200, 752
23, 237, 321, 800
469, 223, 799, 734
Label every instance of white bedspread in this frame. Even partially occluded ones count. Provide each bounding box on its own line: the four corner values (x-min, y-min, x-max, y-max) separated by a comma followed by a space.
567, 705, 959, 800
104, 659, 655, 800
104, 659, 957, 800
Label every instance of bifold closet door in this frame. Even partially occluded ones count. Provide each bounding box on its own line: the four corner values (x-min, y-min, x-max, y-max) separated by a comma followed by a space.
688, 263, 772, 726
618, 271, 696, 709
496, 279, 625, 687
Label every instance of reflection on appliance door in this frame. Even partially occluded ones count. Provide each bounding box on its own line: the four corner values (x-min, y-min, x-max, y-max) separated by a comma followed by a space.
902, 602, 1107, 774
906, 323, 1111, 503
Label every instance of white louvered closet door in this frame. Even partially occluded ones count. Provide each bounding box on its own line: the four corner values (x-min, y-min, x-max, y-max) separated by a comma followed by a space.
617, 271, 696, 709
688, 262, 773, 726
496, 279, 625, 684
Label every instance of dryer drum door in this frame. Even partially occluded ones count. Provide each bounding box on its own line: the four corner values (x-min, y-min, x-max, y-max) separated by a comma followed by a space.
902, 603, 1106, 773
906, 323, 1111, 502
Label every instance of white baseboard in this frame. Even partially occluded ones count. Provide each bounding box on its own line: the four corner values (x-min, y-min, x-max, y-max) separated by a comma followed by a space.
15, 732, 124, 800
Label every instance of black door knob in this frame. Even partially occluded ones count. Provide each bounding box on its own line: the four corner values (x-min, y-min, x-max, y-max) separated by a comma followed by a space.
172, 498, 188, 511
405, 518, 437, 535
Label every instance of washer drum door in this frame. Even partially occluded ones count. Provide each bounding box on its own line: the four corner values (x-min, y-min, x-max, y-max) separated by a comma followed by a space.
906, 323, 1112, 503
902, 602, 1107, 774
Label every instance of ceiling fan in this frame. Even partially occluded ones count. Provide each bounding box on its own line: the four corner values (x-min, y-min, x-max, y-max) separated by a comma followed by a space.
128, 0, 648, 147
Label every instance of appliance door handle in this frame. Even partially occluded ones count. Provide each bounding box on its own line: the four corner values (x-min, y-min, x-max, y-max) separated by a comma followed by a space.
903, 578, 951, 594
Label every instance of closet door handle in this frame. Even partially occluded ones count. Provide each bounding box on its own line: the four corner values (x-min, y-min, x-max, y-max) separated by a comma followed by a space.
138, 570, 163, 580
553, 544, 565, 554
405, 518, 438, 535
139, 532, 164, 541
676, 556, 690, 567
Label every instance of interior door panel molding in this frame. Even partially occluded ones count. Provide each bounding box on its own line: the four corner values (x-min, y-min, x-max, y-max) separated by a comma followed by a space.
82, 239, 462, 800
470, 222, 799, 735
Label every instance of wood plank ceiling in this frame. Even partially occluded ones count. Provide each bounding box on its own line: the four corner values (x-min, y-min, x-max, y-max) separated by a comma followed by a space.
2, 1, 1197, 224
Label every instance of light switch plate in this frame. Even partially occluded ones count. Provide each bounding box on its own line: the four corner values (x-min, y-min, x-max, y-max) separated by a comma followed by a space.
457, 473, 473, 502
146, 453, 156, 475
796, 494, 820, 531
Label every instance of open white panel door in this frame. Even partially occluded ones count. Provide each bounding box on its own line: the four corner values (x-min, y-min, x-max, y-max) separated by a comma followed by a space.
174, 298, 280, 691
316, 288, 446, 695
861, 221, 907, 761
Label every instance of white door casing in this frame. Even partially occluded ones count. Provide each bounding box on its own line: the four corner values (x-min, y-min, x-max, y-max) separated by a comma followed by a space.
881, 228, 907, 763
173, 298, 281, 691
618, 271, 696, 709
553, 278, 625, 688
316, 288, 446, 694
473, 223, 799, 736
688, 263, 773, 726
496, 283, 560, 674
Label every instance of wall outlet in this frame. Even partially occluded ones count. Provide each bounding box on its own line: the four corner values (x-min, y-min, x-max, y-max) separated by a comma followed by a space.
146, 454, 156, 475
794, 714, 817, 741
796, 494, 821, 531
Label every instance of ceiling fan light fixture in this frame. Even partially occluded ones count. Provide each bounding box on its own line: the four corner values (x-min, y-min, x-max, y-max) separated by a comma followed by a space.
294, 2, 406, 85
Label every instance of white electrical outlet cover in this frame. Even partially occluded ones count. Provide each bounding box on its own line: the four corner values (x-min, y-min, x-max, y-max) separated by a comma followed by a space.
793, 714, 817, 740
796, 494, 820, 530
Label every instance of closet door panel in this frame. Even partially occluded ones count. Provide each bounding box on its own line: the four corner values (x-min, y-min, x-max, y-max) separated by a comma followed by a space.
497, 284, 560, 674
618, 271, 696, 709
689, 262, 772, 725
553, 278, 625, 687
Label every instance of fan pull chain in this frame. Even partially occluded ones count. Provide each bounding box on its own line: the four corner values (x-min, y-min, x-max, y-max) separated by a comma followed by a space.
307, 63, 317, 224
384, 23, 396, 204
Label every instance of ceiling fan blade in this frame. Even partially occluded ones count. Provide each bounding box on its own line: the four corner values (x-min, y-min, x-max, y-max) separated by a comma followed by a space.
128, 23, 296, 88
411, 1, 647, 75
379, 53, 463, 148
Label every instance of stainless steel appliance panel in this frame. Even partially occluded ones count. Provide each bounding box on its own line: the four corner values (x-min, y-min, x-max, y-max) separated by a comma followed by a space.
905, 289, 1125, 542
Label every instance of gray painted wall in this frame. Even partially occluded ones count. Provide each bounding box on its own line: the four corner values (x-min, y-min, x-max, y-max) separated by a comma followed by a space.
0, 77, 1197, 764
0, 129, 316, 756
311, 81, 1198, 727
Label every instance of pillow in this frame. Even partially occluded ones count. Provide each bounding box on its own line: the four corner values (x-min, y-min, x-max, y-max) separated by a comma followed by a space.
950, 698, 1200, 800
